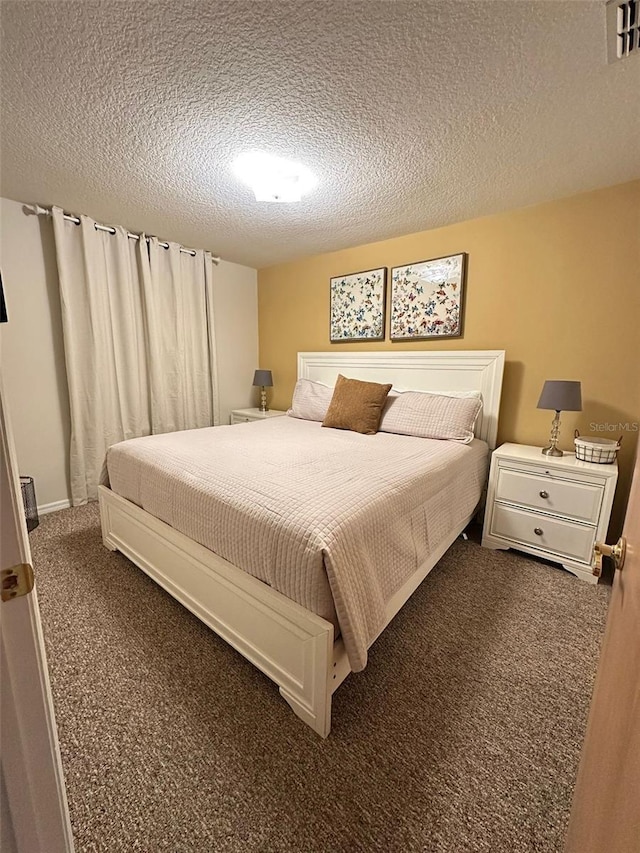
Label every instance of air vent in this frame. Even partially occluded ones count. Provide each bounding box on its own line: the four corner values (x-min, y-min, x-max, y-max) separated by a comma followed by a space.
607, 0, 640, 62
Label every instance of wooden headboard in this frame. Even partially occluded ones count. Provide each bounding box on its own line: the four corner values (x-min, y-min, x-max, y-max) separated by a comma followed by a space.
297, 350, 505, 449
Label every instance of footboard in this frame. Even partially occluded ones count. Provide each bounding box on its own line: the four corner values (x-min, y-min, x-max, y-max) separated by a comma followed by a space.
98, 486, 336, 736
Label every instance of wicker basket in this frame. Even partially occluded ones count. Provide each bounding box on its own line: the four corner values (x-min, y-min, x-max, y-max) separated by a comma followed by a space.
574, 431, 621, 464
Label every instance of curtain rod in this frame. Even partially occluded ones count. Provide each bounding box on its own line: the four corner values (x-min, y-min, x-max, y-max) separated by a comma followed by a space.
25, 204, 220, 264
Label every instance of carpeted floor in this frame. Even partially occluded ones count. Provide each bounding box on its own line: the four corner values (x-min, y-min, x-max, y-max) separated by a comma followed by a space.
31, 504, 610, 853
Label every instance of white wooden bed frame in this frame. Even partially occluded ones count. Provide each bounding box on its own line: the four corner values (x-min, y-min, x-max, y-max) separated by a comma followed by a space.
98, 350, 505, 737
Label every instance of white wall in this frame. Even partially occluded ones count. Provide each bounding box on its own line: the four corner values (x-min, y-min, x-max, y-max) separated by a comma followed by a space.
0, 198, 71, 511
0, 197, 258, 510
213, 259, 258, 425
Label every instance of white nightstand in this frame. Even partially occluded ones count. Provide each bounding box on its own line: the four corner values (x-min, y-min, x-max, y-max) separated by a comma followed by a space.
482, 443, 618, 584
230, 408, 287, 425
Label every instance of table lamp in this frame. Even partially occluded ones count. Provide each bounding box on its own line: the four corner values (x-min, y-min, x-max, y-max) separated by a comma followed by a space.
537, 380, 582, 457
253, 369, 273, 413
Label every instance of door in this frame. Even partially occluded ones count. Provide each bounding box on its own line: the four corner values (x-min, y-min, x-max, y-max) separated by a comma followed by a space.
564, 446, 640, 853
0, 379, 74, 852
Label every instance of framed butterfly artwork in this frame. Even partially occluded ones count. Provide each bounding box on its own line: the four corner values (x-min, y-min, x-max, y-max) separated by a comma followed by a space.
329, 267, 387, 342
389, 253, 467, 340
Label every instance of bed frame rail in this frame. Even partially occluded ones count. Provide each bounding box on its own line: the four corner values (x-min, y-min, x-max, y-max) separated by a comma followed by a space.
99, 485, 337, 737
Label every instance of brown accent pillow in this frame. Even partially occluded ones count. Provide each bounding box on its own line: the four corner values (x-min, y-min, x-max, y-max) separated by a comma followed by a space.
322, 374, 392, 435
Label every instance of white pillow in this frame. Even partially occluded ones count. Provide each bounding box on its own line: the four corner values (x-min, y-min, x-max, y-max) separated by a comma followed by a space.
379, 390, 482, 443
287, 378, 333, 422
389, 388, 482, 399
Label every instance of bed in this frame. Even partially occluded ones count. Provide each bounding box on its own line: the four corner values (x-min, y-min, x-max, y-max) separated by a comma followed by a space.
98, 350, 505, 736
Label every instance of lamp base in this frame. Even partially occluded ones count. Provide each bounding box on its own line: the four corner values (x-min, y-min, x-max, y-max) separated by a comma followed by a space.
541, 410, 563, 457
258, 387, 269, 413
542, 445, 563, 457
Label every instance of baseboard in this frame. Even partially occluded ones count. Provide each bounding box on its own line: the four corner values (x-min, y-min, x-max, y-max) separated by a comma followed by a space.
38, 499, 71, 516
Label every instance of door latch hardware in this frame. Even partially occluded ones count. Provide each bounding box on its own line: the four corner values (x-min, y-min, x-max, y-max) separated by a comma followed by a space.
593, 537, 627, 576
1, 563, 35, 602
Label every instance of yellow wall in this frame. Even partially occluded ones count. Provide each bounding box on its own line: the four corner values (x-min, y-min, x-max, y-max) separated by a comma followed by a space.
258, 181, 640, 536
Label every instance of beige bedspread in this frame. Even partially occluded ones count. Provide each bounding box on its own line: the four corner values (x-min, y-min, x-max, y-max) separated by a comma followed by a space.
104, 417, 488, 671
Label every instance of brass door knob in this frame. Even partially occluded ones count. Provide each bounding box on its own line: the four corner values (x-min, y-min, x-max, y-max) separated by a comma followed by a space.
593, 537, 627, 576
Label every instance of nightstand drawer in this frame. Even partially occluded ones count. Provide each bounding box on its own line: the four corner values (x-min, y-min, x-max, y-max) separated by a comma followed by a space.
496, 468, 603, 523
491, 504, 596, 563
230, 409, 286, 424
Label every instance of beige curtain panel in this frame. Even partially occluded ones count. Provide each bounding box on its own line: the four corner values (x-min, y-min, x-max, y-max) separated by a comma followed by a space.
140, 236, 218, 434
52, 207, 219, 506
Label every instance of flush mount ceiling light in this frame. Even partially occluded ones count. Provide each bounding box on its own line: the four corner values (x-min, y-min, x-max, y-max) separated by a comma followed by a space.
232, 151, 317, 203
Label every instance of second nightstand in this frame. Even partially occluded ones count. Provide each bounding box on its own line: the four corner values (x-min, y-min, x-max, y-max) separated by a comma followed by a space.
230, 408, 287, 425
482, 443, 618, 584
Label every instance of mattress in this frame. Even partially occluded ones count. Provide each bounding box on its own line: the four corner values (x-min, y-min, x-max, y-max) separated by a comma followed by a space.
104, 417, 489, 671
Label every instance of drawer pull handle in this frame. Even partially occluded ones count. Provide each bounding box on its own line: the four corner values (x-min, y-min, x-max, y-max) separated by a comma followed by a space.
534, 527, 543, 536
539, 490, 549, 499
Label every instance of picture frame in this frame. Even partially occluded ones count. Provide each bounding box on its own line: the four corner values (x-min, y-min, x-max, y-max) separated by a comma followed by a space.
390, 253, 467, 340
330, 267, 387, 342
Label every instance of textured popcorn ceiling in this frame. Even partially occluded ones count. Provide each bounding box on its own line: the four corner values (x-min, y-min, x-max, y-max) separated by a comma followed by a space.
1, 1, 638, 268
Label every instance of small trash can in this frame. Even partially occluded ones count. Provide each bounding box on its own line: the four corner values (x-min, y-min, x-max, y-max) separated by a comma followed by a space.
20, 476, 39, 532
